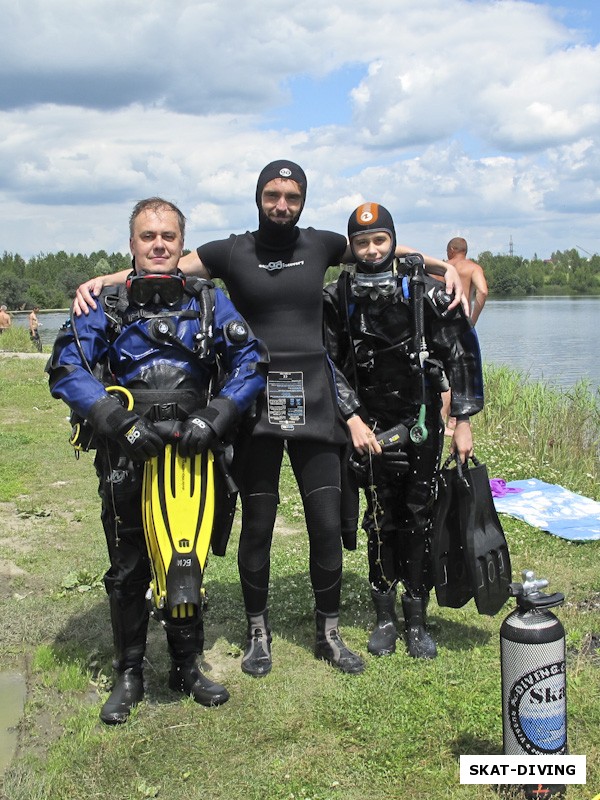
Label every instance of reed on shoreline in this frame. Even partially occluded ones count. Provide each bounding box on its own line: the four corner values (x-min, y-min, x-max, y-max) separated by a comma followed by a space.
473, 365, 599, 500
0, 326, 41, 353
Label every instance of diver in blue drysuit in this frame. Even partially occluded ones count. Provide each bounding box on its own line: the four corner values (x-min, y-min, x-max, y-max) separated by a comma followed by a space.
47, 198, 267, 724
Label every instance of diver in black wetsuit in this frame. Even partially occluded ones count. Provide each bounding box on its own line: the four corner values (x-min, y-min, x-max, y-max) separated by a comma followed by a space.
194, 162, 365, 676
323, 203, 484, 659
73, 162, 467, 678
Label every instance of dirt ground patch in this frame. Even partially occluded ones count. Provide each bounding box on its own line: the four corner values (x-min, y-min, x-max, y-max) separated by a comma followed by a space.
0, 561, 27, 579
273, 515, 301, 537
0, 503, 35, 546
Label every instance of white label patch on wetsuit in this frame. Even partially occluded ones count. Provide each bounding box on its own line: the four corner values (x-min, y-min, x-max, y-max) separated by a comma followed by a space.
266, 371, 306, 429
258, 259, 304, 272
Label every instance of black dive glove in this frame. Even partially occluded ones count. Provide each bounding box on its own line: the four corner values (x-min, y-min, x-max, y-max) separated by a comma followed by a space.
349, 423, 410, 483
178, 413, 216, 457
178, 396, 240, 458
349, 445, 410, 482
87, 395, 163, 462
381, 447, 410, 476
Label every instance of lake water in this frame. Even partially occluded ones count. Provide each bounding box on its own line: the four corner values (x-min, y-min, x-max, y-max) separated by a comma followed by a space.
11, 296, 599, 392
475, 296, 598, 392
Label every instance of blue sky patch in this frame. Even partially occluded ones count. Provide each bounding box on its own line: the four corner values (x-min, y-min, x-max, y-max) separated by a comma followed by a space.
264, 64, 367, 130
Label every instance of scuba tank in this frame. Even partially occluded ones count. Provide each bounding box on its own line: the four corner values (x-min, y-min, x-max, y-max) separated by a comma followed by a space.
500, 569, 567, 799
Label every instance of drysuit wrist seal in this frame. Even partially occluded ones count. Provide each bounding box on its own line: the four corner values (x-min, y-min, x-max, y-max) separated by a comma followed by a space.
197, 396, 240, 439
87, 395, 137, 437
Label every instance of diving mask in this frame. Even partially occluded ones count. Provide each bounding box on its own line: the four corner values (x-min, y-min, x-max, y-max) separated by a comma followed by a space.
351, 271, 397, 300
126, 272, 186, 307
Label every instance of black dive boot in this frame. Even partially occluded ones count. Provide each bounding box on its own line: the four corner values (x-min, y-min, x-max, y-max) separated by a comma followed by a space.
167, 617, 229, 706
241, 611, 272, 677
314, 611, 365, 674
368, 588, 399, 656
100, 646, 145, 725
401, 594, 437, 659
169, 657, 230, 706
100, 588, 148, 725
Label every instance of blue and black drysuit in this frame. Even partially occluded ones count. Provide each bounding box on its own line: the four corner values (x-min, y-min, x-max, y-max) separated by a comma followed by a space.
47, 278, 267, 673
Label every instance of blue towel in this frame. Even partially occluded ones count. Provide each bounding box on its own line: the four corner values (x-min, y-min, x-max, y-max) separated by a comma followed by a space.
492, 478, 600, 542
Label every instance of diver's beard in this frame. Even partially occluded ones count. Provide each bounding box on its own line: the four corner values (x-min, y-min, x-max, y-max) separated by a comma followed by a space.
261, 216, 296, 234
265, 213, 299, 231
257, 209, 301, 247
269, 213, 295, 226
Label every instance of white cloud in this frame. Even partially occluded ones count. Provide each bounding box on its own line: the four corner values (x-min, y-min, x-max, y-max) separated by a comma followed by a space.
0, 0, 599, 259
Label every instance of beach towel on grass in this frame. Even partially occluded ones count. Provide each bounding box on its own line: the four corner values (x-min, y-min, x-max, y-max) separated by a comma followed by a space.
492, 478, 600, 542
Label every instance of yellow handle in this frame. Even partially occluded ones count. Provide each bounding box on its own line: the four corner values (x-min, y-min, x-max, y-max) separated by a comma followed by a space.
105, 385, 134, 411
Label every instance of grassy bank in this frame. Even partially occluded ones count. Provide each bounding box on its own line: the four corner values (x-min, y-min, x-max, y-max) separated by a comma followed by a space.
477, 365, 599, 499
1, 357, 598, 800
0, 327, 43, 354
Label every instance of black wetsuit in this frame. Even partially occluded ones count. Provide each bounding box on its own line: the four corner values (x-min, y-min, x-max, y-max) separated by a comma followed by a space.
323, 269, 484, 597
197, 229, 349, 615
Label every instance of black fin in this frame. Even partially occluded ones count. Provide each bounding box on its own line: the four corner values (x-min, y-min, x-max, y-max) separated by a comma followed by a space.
459, 456, 512, 616
432, 454, 511, 615
432, 457, 474, 608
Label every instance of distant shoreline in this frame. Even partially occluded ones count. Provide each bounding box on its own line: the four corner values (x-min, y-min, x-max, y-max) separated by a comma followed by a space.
7, 308, 69, 316
3, 289, 600, 314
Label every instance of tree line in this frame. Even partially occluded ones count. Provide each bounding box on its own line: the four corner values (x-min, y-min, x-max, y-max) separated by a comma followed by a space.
478, 248, 600, 296
0, 246, 599, 310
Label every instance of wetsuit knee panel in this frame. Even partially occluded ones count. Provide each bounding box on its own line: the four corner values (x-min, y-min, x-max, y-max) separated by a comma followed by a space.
303, 485, 342, 540
240, 492, 279, 535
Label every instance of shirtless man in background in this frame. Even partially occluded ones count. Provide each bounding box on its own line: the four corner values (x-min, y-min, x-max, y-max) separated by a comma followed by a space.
0, 304, 11, 332
446, 238, 488, 325
441, 238, 488, 435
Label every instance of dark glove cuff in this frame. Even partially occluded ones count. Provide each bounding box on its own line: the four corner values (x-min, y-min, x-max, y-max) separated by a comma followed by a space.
87, 395, 136, 437
195, 396, 240, 439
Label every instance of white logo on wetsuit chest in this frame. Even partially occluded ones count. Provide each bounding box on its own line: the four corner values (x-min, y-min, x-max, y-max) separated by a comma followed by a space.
258, 259, 304, 272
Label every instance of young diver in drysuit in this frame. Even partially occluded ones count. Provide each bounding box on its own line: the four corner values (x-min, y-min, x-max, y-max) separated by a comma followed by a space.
323, 203, 484, 658
47, 198, 268, 723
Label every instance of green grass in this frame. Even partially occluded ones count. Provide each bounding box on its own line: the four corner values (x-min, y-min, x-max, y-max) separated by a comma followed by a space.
0, 327, 43, 354
1, 358, 599, 800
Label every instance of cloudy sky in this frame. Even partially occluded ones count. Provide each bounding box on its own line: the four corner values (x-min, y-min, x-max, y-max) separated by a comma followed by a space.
1, 0, 599, 261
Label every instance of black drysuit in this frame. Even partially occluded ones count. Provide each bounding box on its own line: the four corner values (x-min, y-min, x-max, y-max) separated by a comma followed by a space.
323, 269, 484, 596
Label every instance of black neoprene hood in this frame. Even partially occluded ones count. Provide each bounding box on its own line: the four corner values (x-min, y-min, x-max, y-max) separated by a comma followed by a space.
254, 160, 307, 247
348, 202, 397, 274
255, 159, 307, 208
